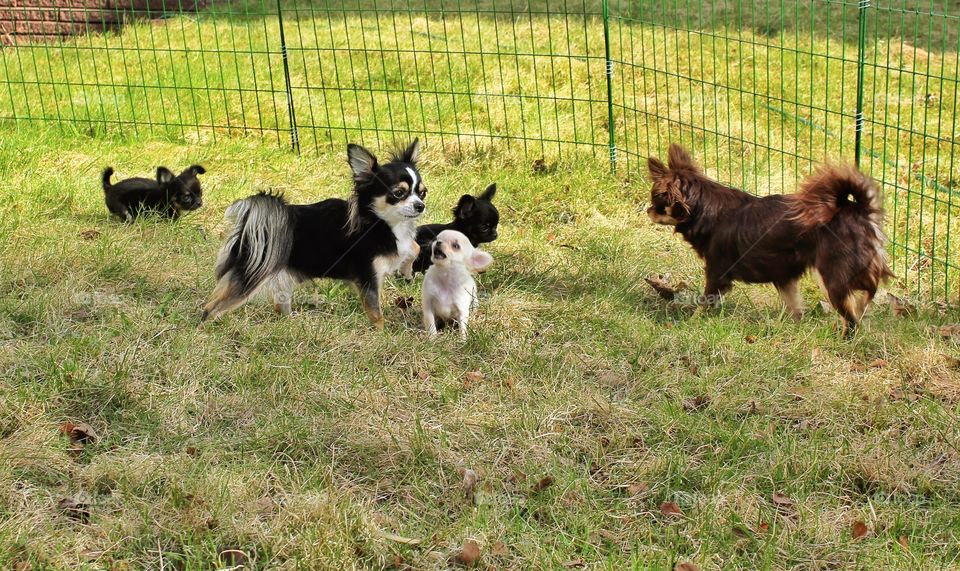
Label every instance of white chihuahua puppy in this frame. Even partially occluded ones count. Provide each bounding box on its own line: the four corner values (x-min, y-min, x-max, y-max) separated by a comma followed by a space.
422, 229, 493, 340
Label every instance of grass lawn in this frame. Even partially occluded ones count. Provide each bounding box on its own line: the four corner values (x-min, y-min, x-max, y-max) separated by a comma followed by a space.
1, 127, 960, 570
1, 3, 960, 569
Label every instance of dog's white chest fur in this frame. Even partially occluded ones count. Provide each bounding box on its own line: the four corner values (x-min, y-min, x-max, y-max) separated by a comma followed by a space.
373, 221, 417, 280
422, 265, 477, 320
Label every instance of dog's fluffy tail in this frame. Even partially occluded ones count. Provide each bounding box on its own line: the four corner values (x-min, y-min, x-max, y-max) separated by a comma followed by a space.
792, 164, 882, 229
795, 165, 893, 331
204, 192, 292, 320
101, 167, 114, 191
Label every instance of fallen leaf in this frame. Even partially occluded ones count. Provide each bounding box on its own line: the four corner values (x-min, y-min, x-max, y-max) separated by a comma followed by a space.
530, 475, 555, 494
218, 548, 247, 567
627, 482, 649, 496
462, 468, 479, 503
185, 446, 199, 456
452, 539, 481, 567
415, 370, 430, 381
771, 492, 794, 507
757, 522, 770, 534
675, 563, 700, 571
682, 395, 710, 412
79, 229, 101, 241
60, 421, 98, 444
897, 535, 909, 548
489, 541, 508, 558
868, 359, 887, 368
57, 498, 90, 523
889, 293, 915, 317
546, 232, 556, 242
851, 520, 869, 539
393, 296, 415, 310
745, 335, 757, 344
939, 324, 960, 339
644, 274, 682, 300
562, 560, 586, 569
732, 525, 751, 538
659, 501, 683, 517
462, 371, 485, 389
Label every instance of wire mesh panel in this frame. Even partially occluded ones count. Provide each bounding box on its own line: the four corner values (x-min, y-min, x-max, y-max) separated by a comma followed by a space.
281, 0, 610, 158
607, 1, 861, 195
0, 1, 290, 145
860, 2, 960, 304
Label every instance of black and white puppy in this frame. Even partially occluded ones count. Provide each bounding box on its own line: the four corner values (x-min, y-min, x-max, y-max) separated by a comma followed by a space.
102, 165, 205, 221
202, 140, 426, 329
411, 183, 499, 274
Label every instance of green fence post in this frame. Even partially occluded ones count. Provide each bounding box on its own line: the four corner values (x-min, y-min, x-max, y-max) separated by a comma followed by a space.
602, 0, 616, 172
277, 0, 300, 154
854, 0, 869, 168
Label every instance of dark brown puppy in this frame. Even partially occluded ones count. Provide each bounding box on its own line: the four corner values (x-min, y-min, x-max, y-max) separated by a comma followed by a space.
646, 144, 892, 334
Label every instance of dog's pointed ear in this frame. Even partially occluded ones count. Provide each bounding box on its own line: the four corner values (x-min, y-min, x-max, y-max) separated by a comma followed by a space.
186, 164, 206, 176
479, 183, 497, 201
398, 138, 421, 164
467, 249, 493, 273
156, 167, 175, 184
647, 157, 669, 181
454, 194, 476, 219
347, 144, 378, 181
667, 144, 697, 171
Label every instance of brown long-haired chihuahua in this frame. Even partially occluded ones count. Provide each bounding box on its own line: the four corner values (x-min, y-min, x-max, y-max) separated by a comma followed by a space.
646, 144, 892, 335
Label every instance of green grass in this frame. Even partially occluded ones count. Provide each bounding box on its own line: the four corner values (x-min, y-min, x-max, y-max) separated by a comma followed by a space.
1, 126, 960, 569
1, 3, 960, 569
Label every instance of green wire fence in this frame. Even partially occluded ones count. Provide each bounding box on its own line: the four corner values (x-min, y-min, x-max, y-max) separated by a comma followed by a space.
0, 1, 957, 304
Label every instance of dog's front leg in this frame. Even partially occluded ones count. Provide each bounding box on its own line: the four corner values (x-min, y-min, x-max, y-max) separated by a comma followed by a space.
359, 280, 385, 330
422, 303, 438, 336
702, 271, 731, 308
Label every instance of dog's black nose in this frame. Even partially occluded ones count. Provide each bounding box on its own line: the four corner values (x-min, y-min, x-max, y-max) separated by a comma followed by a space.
414, 202, 425, 213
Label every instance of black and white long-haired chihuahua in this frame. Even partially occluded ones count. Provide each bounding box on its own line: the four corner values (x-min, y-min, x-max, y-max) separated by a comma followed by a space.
411, 183, 500, 273
202, 140, 426, 329
102, 165, 206, 221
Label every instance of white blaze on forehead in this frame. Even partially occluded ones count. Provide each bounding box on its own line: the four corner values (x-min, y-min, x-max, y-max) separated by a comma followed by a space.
405, 167, 419, 191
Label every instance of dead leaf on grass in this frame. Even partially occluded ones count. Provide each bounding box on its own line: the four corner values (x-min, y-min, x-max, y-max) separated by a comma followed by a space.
675, 563, 700, 571
462, 371, 485, 389
218, 548, 248, 567
851, 520, 869, 540
57, 498, 90, 523
889, 293, 916, 317
757, 522, 770, 534
461, 468, 479, 503
682, 395, 710, 412
562, 560, 586, 569
644, 274, 685, 300
897, 535, 909, 548
530, 475, 555, 494
627, 482, 649, 496
452, 539, 481, 567
659, 501, 683, 517
745, 335, 757, 344
79, 229, 101, 241
393, 296, 415, 310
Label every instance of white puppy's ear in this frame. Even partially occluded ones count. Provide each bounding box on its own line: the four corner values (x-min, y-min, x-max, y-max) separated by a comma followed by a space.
467, 249, 493, 273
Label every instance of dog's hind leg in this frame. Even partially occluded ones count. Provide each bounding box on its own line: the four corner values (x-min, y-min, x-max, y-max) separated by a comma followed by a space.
201, 273, 254, 322
266, 271, 296, 316
775, 279, 803, 320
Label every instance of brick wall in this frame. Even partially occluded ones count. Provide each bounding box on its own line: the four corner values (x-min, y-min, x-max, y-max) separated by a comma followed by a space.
0, 1, 209, 45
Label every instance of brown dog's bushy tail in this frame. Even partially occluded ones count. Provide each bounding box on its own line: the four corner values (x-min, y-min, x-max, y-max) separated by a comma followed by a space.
792, 164, 883, 229
101, 167, 114, 191
796, 165, 893, 333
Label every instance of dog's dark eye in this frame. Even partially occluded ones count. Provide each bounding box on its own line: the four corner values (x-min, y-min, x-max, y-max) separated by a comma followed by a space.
452, 242, 460, 250
391, 187, 408, 200
418, 185, 427, 198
